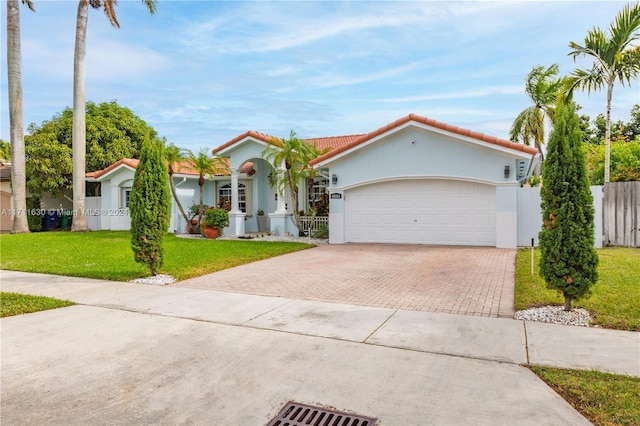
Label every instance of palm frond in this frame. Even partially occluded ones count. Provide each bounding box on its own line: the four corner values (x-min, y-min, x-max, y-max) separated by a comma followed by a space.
143, 0, 157, 15
164, 143, 186, 175
21, 0, 35, 12
102, 0, 120, 28
609, 2, 640, 52
568, 65, 606, 94
511, 107, 538, 146
615, 46, 640, 86
512, 64, 561, 148
187, 148, 223, 178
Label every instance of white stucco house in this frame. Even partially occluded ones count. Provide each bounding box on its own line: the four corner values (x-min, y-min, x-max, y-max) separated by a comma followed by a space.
85, 157, 255, 234
214, 113, 539, 248
87, 113, 541, 248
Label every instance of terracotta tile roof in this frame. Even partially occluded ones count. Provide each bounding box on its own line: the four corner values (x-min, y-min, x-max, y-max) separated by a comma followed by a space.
214, 114, 537, 167
213, 130, 278, 154
303, 134, 366, 152
87, 158, 254, 179
310, 113, 538, 166
171, 159, 226, 176
213, 130, 366, 156
86, 158, 139, 179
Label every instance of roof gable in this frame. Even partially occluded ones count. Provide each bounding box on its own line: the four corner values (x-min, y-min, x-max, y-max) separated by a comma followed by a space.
310, 113, 538, 166
213, 114, 538, 167
86, 158, 139, 180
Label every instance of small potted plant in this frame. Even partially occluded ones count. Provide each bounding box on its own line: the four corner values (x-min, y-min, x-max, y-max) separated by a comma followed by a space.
256, 208, 267, 232
203, 207, 229, 239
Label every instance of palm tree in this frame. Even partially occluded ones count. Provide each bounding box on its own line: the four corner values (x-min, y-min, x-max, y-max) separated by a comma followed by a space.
186, 148, 223, 225
71, 0, 157, 232
165, 143, 189, 229
6, 0, 34, 233
566, 3, 640, 183
510, 64, 563, 162
262, 131, 324, 236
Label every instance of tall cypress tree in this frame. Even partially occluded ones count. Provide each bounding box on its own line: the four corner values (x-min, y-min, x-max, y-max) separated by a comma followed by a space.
130, 134, 171, 276
539, 99, 598, 311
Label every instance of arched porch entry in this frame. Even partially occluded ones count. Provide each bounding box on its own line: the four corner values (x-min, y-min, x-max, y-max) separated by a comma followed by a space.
223, 156, 297, 237
213, 133, 303, 237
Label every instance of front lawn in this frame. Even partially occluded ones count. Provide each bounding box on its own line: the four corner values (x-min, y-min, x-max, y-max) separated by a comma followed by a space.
515, 247, 640, 331
532, 366, 640, 426
0, 292, 75, 317
0, 231, 312, 281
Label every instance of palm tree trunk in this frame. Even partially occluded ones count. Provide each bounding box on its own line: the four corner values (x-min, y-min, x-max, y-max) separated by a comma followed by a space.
6, 0, 29, 233
198, 180, 204, 224
535, 108, 545, 163
168, 173, 189, 228
71, 0, 89, 232
604, 82, 613, 183
286, 168, 305, 236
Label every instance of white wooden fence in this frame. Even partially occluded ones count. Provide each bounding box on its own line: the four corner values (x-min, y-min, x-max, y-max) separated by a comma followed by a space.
300, 216, 329, 237
516, 186, 603, 248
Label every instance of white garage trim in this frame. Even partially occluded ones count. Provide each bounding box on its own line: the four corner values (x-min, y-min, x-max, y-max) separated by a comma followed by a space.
333, 175, 515, 191
345, 179, 496, 246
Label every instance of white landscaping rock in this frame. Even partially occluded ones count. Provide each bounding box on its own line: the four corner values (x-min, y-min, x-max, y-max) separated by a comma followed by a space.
515, 305, 593, 327
130, 274, 176, 286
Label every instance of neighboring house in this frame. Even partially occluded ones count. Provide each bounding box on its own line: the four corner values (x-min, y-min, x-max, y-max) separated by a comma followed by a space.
88, 113, 540, 248
1, 164, 13, 232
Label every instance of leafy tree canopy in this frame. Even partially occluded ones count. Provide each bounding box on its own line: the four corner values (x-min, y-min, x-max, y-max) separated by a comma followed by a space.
0, 139, 10, 162
586, 137, 640, 184
25, 100, 160, 196
581, 104, 640, 145
580, 104, 640, 184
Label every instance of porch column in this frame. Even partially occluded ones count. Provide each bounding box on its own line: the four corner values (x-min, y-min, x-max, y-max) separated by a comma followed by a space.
230, 168, 241, 214
269, 160, 289, 235
228, 167, 246, 236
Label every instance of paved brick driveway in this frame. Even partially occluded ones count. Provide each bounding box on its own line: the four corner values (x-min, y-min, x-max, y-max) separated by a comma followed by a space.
173, 244, 517, 318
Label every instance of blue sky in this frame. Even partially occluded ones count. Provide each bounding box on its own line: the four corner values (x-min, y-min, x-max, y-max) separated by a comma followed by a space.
1, 1, 639, 154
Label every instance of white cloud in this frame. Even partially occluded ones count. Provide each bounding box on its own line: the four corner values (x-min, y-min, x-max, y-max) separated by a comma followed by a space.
381, 86, 524, 103
2, 0, 638, 152
85, 39, 169, 82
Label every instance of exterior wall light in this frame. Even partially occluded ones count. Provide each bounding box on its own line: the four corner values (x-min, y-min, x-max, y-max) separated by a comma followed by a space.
504, 165, 510, 179
332, 174, 338, 185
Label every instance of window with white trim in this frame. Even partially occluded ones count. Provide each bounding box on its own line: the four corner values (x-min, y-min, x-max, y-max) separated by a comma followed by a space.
218, 182, 247, 212
119, 180, 133, 209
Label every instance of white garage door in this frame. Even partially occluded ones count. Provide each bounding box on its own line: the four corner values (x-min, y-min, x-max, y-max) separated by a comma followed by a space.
345, 179, 496, 246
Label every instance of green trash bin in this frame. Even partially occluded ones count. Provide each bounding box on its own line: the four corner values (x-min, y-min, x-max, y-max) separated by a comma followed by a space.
61, 211, 72, 228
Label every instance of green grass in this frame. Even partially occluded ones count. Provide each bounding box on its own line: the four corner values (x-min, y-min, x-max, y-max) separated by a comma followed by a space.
515, 247, 640, 331
0, 231, 312, 281
0, 292, 75, 317
531, 366, 640, 426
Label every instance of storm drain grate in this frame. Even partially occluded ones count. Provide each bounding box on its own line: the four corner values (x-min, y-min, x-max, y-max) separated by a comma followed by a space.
267, 401, 377, 426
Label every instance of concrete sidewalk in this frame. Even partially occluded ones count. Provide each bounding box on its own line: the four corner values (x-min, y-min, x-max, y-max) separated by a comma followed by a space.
1, 270, 638, 425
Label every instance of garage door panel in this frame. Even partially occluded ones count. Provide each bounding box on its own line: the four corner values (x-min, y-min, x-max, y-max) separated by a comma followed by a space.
345, 179, 496, 246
